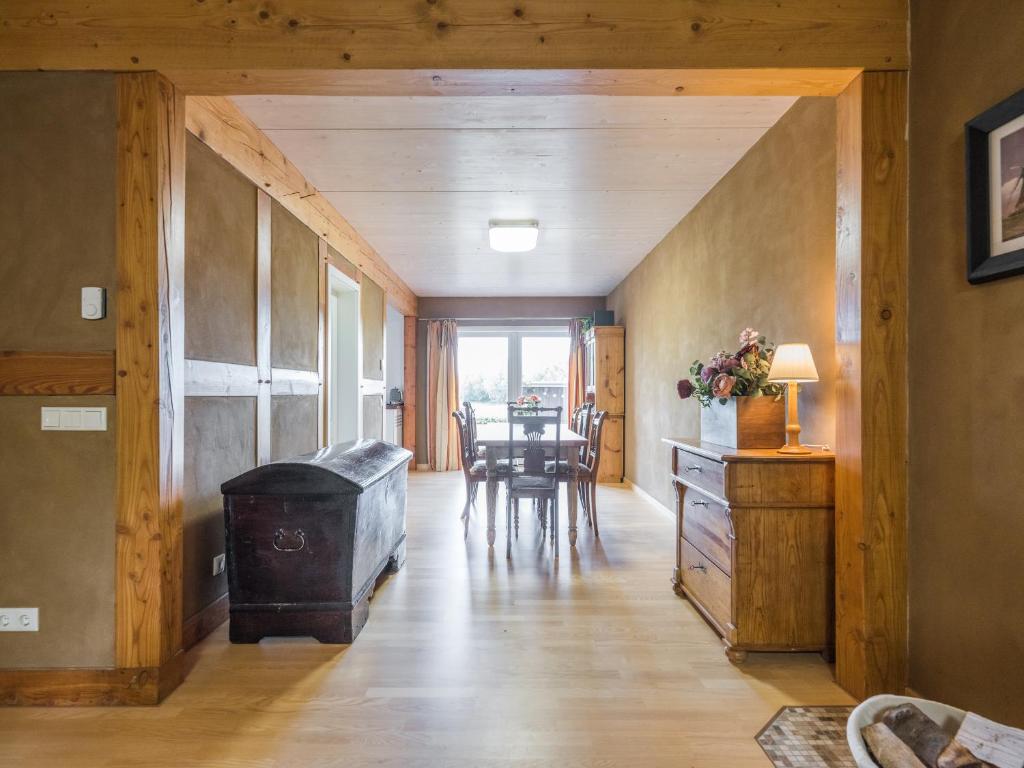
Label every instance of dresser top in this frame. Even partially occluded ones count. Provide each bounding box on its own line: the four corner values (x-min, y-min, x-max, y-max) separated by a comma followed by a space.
662, 437, 835, 463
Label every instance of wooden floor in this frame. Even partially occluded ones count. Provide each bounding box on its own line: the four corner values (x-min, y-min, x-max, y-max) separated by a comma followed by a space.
0, 472, 851, 767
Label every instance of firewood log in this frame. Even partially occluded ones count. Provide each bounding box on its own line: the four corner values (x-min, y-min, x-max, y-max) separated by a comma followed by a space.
955, 712, 1024, 768
863, 723, 929, 768
936, 739, 994, 768
883, 704, 954, 767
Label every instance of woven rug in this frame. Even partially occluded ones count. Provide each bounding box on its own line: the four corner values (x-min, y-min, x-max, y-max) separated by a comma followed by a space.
756, 706, 857, 768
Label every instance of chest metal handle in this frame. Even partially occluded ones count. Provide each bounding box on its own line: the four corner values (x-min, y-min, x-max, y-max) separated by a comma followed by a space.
685, 465, 703, 473
273, 528, 306, 552
689, 499, 709, 508
688, 563, 707, 574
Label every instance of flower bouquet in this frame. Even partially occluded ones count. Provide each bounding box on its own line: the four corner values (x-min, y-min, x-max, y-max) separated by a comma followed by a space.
514, 394, 542, 410
676, 328, 785, 449
676, 328, 782, 407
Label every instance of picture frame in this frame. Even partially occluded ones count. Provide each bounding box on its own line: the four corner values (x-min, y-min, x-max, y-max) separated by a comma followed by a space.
965, 87, 1024, 284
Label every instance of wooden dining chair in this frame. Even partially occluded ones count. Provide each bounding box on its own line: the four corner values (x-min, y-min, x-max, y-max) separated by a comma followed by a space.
506, 404, 563, 558
453, 409, 508, 538
581, 410, 608, 537
462, 401, 483, 459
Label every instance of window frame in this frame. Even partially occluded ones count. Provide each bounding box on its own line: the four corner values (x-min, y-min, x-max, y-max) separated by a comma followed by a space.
457, 325, 569, 405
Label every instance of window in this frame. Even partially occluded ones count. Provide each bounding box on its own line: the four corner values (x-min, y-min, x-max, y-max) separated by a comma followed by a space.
458, 327, 570, 423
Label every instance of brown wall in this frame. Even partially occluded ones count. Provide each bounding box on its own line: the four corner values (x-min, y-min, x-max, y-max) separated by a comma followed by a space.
908, 0, 1024, 725
0, 73, 118, 668
606, 98, 837, 510
271, 200, 319, 372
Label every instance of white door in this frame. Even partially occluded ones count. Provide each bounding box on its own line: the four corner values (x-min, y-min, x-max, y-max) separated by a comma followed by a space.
327, 267, 361, 444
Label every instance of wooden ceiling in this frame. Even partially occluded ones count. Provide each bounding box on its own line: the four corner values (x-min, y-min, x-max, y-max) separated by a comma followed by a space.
233, 95, 797, 296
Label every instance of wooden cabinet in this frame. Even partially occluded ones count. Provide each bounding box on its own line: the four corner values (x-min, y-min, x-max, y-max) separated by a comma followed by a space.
584, 326, 624, 483
665, 437, 835, 663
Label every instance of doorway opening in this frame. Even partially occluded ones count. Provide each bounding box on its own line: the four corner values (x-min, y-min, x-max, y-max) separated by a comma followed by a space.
327, 266, 361, 444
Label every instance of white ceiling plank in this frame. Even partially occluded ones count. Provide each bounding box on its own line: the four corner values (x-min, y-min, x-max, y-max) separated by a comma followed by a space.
232, 95, 796, 130
234, 95, 797, 296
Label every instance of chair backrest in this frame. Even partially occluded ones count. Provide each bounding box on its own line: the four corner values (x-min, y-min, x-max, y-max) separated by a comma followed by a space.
462, 401, 478, 454
587, 410, 608, 474
579, 402, 595, 461
570, 405, 584, 433
507, 403, 562, 477
452, 410, 475, 473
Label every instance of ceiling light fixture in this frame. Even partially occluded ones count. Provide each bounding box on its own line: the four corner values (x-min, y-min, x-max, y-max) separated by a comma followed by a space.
488, 220, 539, 253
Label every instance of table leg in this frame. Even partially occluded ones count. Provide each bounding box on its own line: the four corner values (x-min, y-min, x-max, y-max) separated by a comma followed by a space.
485, 446, 497, 547
567, 447, 579, 547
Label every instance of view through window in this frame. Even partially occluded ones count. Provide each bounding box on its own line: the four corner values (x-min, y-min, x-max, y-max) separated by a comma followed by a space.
458, 329, 569, 423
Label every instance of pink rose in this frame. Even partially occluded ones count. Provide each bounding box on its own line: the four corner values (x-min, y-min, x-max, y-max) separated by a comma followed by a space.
712, 373, 736, 399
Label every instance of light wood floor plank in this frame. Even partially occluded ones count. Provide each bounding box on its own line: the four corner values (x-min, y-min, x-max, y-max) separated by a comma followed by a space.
0, 472, 851, 767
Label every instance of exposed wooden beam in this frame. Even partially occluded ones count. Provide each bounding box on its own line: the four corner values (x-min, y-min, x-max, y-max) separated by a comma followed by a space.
114, 72, 185, 675
185, 95, 417, 317
834, 71, 909, 699
0, 1, 908, 71
168, 68, 863, 98
0, 351, 115, 395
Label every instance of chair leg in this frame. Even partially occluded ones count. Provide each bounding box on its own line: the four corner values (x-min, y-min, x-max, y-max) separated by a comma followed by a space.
514, 498, 520, 536
461, 479, 472, 521
552, 495, 559, 557
506, 491, 513, 559
590, 481, 599, 538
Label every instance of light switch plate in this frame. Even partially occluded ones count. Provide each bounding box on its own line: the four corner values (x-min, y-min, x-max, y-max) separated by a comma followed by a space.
0, 608, 39, 632
41, 407, 107, 431
81, 287, 106, 320
212, 554, 226, 576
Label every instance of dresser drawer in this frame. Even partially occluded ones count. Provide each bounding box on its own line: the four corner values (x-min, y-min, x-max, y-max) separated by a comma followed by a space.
681, 486, 733, 575
681, 538, 732, 633
674, 448, 726, 499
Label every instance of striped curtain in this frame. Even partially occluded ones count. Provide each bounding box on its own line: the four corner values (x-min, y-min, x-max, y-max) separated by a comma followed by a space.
426, 319, 461, 471
567, 318, 587, 426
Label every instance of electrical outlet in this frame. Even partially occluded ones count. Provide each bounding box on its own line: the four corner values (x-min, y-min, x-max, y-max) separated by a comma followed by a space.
212, 554, 226, 576
0, 608, 38, 632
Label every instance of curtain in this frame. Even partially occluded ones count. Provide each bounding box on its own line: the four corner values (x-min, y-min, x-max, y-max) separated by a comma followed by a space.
426, 319, 461, 471
567, 318, 587, 426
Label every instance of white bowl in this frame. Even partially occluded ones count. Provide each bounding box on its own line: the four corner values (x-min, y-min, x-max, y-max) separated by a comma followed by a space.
847, 694, 968, 768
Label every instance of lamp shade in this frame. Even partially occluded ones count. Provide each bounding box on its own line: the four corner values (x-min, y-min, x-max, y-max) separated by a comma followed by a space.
767, 343, 819, 383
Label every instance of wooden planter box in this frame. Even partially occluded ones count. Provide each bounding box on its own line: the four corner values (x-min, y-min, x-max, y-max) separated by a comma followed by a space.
699, 396, 785, 449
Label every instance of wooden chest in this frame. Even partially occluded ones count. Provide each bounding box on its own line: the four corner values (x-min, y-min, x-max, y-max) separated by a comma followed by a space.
664, 437, 835, 663
221, 439, 412, 644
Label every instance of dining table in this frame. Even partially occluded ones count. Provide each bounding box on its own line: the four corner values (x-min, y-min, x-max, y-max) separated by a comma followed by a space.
474, 421, 589, 552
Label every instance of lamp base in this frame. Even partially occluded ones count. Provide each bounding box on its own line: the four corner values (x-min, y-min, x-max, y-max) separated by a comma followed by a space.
777, 444, 812, 455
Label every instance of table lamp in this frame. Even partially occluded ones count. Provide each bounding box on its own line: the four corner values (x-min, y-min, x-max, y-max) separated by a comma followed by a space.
766, 343, 819, 455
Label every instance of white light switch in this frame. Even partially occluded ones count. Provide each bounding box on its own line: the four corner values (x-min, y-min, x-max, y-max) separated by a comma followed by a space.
0, 608, 38, 632
81, 287, 106, 320
41, 407, 107, 431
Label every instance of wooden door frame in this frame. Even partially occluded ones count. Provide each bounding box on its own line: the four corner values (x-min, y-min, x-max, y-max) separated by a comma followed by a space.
0, 2, 909, 705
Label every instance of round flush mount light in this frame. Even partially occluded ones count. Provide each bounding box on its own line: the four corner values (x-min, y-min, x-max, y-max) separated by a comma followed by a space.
488, 220, 539, 253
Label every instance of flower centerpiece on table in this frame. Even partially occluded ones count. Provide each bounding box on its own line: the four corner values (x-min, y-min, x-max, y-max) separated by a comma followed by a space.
676, 328, 783, 407
514, 394, 542, 410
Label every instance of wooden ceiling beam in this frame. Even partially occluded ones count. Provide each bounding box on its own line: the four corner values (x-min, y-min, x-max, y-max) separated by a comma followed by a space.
185, 96, 418, 317
0, 1, 908, 72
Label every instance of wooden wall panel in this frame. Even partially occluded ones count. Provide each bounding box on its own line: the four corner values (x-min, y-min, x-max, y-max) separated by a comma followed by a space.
362, 394, 385, 441
402, 316, 417, 462
114, 72, 185, 671
0, 396, 116, 668
0, 72, 116, 353
184, 134, 257, 366
360, 275, 385, 381
270, 200, 320, 372
270, 395, 319, 461
0, 351, 115, 395
834, 72, 908, 699
182, 397, 256, 621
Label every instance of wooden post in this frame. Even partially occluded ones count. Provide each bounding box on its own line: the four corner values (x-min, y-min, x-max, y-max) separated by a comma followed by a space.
834, 71, 909, 699
114, 72, 186, 695
402, 316, 417, 466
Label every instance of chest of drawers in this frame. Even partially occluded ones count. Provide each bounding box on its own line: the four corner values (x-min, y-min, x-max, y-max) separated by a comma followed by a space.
664, 437, 835, 663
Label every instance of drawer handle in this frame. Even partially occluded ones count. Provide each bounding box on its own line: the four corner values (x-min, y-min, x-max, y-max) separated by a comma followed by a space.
273, 528, 306, 552
689, 499, 709, 508
688, 563, 708, 574
685, 465, 703, 473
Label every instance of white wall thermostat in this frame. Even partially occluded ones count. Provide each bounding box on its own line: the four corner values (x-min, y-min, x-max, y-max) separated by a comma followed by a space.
81, 287, 106, 320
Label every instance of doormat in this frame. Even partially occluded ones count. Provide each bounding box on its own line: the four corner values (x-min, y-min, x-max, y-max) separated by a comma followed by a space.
756, 706, 857, 768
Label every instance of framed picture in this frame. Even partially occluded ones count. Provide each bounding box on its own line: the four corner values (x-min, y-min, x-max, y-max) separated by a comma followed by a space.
966, 87, 1024, 284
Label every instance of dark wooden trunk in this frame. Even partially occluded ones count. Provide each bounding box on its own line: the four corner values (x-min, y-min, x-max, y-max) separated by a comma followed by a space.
221, 439, 411, 644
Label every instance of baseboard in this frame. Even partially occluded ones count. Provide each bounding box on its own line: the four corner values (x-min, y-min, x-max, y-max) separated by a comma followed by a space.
622, 478, 676, 519
182, 593, 230, 651
416, 463, 429, 471
0, 651, 184, 706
